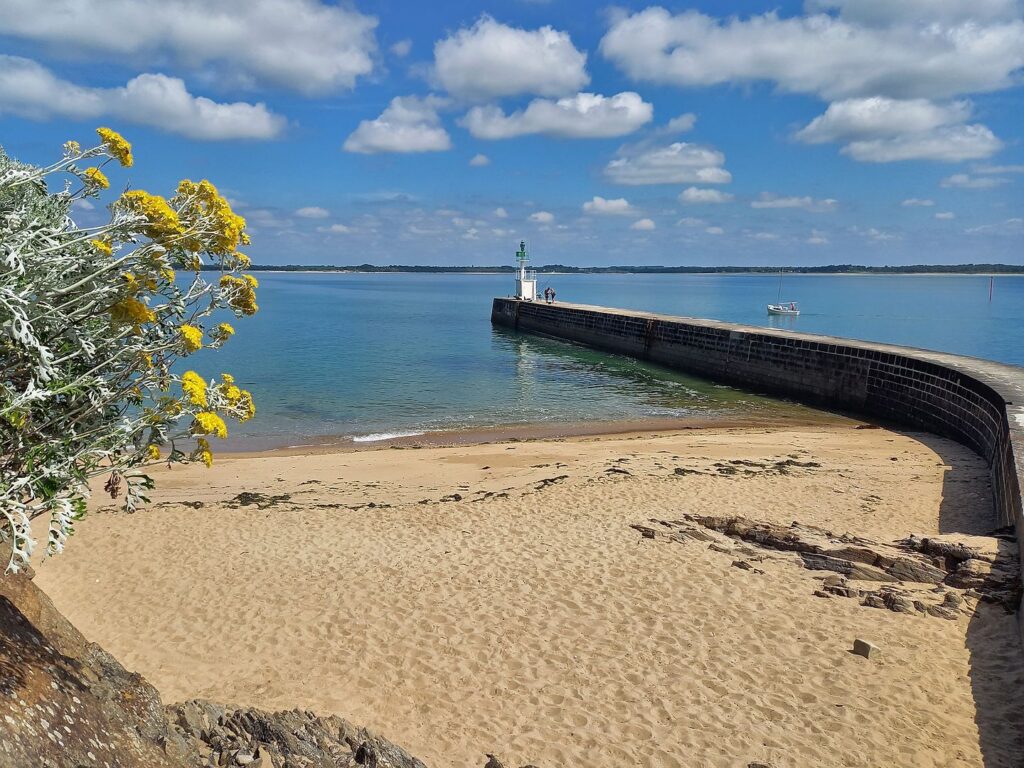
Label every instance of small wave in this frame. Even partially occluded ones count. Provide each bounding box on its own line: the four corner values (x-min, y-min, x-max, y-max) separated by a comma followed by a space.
352, 430, 426, 443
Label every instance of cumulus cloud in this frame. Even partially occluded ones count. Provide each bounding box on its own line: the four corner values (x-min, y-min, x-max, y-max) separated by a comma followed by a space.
605, 142, 731, 185
940, 173, 1009, 189
935, 211, 956, 219
390, 39, 412, 57
599, 7, 1024, 102
901, 198, 935, 206
469, 153, 490, 166
676, 216, 706, 227
295, 206, 329, 218
433, 16, 588, 100
494, 207, 508, 218
462, 92, 652, 139
705, 226, 725, 235
751, 193, 838, 211
529, 211, 554, 223
796, 97, 971, 143
583, 196, 635, 215
0, 56, 285, 139
842, 124, 1002, 162
0, 0, 378, 95
807, 229, 829, 244
631, 218, 656, 230
343, 95, 451, 154
679, 187, 734, 204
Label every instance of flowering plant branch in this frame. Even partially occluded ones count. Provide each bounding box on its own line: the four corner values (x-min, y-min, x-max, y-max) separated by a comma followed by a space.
1, 128, 258, 571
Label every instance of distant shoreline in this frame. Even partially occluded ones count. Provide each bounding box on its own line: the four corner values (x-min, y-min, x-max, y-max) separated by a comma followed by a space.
220, 263, 1024, 275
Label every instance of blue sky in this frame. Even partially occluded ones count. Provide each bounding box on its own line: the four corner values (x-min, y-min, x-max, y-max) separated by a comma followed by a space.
1, 0, 1022, 266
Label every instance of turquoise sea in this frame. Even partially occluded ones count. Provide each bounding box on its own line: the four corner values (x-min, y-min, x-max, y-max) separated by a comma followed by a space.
191, 272, 1024, 449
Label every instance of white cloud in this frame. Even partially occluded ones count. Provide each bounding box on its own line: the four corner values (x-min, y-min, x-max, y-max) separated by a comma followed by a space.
391, 39, 412, 58
705, 226, 725, 235
529, 211, 554, 223
463, 92, 652, 140
317, 223, 352, 234
295, 206, 329, 218
940, 173, 1010, 189
663, 113, 697, 133
935, 211, 956, 219
750, 231, 779, 240
583, 196, 635, 215
72, 198, 96, 211
605, 142, 731, 185
433, 16, 588, 100
806, 0, 1023, 26
0, 0, 378, 95
631, 218, 656, 230
599, 8, 1024, 102
676, 216, 706, 227
796, 97, 1002, 163
842, 124, 1002, 162
865, 227, 899, 241
966, 217, 1024, 234
974, 163, 1024, 174
807, 229, 829, 244
494, 207, 509, 218
343, 95, 451, 154
751, 193, 838, 211
901, 198, 935, 206
796, 97, 971, 143
679, 187, 734, 204
0, 57, 285, 140
469, 153, 490, 166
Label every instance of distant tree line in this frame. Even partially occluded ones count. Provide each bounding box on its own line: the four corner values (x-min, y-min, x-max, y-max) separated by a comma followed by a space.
201, 263, 1024, 275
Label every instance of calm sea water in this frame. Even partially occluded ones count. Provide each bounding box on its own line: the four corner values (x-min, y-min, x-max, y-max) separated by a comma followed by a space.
191, 272, 1024, 449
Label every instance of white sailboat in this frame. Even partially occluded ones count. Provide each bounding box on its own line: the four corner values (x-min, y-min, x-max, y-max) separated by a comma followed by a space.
767, 270, 800, 315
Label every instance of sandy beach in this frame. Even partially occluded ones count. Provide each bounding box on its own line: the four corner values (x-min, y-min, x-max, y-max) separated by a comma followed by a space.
35, 424, 1024, 767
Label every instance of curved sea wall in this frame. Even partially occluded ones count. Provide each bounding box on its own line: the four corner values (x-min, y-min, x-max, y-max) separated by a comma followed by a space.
491, 298, 1024, 573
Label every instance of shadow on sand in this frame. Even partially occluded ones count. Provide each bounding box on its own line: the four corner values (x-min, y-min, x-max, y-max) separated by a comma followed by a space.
909, 431, 1024, 767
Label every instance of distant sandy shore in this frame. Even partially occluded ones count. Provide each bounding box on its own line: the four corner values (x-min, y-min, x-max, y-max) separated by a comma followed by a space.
36, 424, 1024, 767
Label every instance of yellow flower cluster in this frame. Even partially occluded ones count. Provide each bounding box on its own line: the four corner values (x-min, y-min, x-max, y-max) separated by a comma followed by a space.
83, 167, 109, 190
118, 190, 183, 243
195, 437, 214, 467
147, 445, 161, 461
176, 179, 248, 255
237, 390, 256, 422
217, 373, 255, 421
219, 274, 259, 315
91, 238, 113, 257
109, 298, 155, 325
96, 127, 133, 167
160, 267, 176, 283
181, 370, 208, 407
179, 324, 203, 353
122, 271, 157, 294
63, 140, 81, 156
192, 412, 228, 439
218, 322, 235, 337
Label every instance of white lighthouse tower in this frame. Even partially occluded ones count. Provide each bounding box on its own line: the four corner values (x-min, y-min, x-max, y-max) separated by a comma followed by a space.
514, 240, 537, 301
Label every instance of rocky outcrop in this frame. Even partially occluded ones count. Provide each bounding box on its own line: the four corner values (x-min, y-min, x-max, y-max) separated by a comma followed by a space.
632, 515, 1021, 617
0, 559, 430, 768
167, 700, 427, 768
